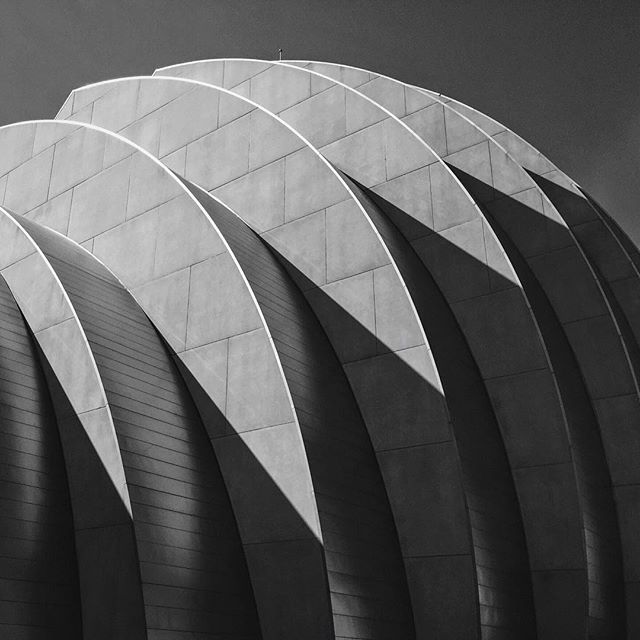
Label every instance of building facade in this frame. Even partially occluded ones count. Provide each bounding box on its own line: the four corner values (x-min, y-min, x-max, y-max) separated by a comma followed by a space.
0, 59, 638, 639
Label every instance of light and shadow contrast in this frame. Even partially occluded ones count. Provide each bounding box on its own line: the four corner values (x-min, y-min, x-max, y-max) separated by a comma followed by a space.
0, 58, 637, 640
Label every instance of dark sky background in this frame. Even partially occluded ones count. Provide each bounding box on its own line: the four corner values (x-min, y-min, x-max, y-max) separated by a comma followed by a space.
1, 1, 638, 240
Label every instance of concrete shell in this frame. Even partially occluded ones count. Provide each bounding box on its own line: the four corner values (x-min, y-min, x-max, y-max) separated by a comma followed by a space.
156, 58, 599, 639
0, 120, 326, 639
0, 57, 636, 640
286, 60, 633, 640
62, 75, 468, 638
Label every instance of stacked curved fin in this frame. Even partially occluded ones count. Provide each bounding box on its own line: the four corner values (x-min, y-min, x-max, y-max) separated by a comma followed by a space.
0, 58, 636, 639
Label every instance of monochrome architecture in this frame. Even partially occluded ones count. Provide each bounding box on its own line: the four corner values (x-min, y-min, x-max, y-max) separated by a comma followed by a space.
0, 59, 638, 639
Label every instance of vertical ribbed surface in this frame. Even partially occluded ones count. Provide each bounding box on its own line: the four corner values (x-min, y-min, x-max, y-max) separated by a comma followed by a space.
26, 225, 261, 640
0, 276, 81, 639
189, 185, 415, 639
347, 176, 536, 639
477, 200, 624, 638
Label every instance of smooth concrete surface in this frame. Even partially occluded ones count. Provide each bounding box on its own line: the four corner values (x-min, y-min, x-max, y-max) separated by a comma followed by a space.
346, 174, 535, 636
0, 56, 636, 640
319, 63, 631, 639
416, 90, 640, 633
62, 76, 471, 638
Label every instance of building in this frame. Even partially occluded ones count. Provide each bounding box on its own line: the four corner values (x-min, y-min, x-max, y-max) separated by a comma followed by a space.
0, 59, 637, 639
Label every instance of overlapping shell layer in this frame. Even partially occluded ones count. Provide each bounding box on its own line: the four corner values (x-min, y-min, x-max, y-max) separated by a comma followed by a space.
0, 59, 637, 640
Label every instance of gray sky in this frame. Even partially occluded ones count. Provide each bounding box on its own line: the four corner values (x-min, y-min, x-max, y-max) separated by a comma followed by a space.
1, 0, 638, 240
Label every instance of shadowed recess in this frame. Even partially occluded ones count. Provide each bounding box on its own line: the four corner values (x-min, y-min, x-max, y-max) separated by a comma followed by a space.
150, 64, 599, 639
34, 341, 146, 640
0, 276, 81, 639
578, 191, 640, 276
19, 216, 262, 640
170, 355, 332, 640
530, 172, 640, 381
184, 179, 416, 640
320, 179, 586, 637
260, 226, 480, 637
343, 173, 537, 639
263, 157, 619, 638
449, 166, 625, 639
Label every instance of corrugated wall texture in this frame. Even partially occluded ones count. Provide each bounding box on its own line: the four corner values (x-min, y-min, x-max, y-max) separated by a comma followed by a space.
23, 220, 261, 640
0, 276, 81, 639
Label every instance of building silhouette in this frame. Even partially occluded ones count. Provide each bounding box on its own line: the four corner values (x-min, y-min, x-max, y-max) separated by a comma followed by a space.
0, 59, 637, 639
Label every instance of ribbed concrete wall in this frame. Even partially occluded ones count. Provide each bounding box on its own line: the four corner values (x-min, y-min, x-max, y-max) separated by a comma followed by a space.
0, 276, 81, 640
0, 57, 635, 639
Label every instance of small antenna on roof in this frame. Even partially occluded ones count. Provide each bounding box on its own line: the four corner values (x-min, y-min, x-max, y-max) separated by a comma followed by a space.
277, 48, 284, 61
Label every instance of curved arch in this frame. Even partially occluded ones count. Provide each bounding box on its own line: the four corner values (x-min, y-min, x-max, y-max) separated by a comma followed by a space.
189, 181, 416, 636
0, 205, 144, 639
287, 60, 634, 639
155, 57, 630, 639
418, 95, 640, 560
17, 213, 263, 639
151, 58, 593, 639
417, 82, 640, 388
419, 82, 640, 282
0, 120, 328, 640
419, 89, 640, 634
64, 73, 477, 637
